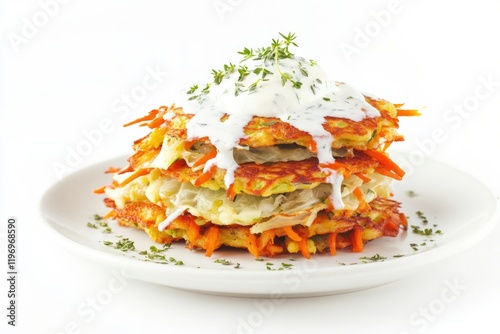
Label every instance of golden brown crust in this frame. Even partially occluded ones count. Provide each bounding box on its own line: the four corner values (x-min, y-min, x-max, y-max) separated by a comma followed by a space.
97, 94, 412, 259
128, 97, 402, 167
104, 197, 405, 258
159, 151, 381, 196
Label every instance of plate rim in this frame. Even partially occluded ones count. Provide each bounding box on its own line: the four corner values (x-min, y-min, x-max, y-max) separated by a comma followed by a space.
39, 152, 500, 297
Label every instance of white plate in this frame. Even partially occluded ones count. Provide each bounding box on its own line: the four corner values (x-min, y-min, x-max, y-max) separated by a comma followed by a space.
39, 153, 499, 297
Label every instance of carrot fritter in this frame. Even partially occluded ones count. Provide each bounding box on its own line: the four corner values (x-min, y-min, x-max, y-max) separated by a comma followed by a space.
104, 196, 405, 258
126, 96, 402, 169
159, 151, 381, 196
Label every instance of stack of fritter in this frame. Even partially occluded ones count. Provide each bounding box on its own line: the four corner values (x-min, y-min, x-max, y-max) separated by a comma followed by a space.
97, 34, 416, 258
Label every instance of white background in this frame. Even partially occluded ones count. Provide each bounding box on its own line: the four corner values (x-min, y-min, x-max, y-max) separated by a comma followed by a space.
1, 0, 500, 333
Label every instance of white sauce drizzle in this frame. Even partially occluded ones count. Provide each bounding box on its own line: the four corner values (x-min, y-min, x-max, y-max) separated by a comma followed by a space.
158, 206, 186, 231
166, 55, 380, 227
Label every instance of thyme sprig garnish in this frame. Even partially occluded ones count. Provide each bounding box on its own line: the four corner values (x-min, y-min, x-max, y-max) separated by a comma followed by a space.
270, 32, 303, 89
187, 32, 317, 102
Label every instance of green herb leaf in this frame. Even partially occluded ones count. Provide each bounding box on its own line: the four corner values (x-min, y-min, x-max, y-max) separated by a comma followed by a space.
187, 32, 317, 103
416, 211, 429, 224
359, 254, 387, 263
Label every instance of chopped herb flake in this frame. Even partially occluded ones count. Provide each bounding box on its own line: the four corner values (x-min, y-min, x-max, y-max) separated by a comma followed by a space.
214, 259, 232, 266
416, 211, 429, 224
114, 238, 135, 252
411, 225, 438, 236
359, 254, 387, 263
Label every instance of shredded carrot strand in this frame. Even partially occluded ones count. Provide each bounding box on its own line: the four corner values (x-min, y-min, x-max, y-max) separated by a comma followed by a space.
193, 148, 217, 168
184, 140, 197, 150
117, 165, 133, 175
325, 198, 334, 211
204, 226, 220, 257
328, 233, 337, 256
353, 187, 370, 212
399, 213, 408, 229
123, 109, 159, 127
283, 226, 302, 242
298, 238, 311, 259
258, 230, 276, 251
245, 233, 260, 258
187, 219, 201, 243
365, 150, 405, 179
353, 187, 367, 207
397, 109, 421, 117
105, 166, 121, 174
351, 228, 364, 252
93, 185, 107, 194
352, 187, 364, 201
119, 169, 150, 187
384, 219, 400, 234
102, 210, 115, 219
226, 184, 236, 201
374, 167, 403, 181
193, 165, 216, 187
355, 173, 371, 183
319, 161, 350, 171
147, 116, 165, 129
265, 244, 283, 256
307, 140, 317, 153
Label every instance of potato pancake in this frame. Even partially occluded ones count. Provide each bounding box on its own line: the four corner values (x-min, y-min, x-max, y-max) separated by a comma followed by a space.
95, 33, 418, 258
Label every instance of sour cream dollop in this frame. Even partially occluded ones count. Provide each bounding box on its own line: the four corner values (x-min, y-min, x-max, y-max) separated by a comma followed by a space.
180, 55, 379, 210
